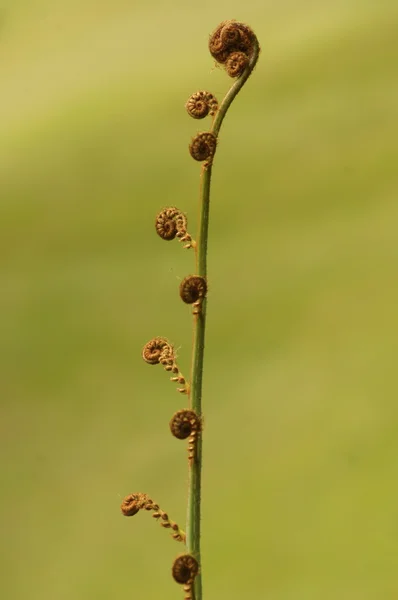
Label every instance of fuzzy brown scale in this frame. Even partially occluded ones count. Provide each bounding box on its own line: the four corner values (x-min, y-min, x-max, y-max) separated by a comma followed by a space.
208, 22, 226, 57
186, 91, 218, 119
224, 21, 254, 55
189, 132, 217, 165
220, 21, 241, 46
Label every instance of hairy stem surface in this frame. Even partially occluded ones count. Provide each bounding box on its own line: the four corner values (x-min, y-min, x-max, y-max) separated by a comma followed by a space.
186, 37, 260, 600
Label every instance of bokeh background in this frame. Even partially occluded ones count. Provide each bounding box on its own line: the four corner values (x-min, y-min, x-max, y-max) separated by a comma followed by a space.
1, 1, 398, 598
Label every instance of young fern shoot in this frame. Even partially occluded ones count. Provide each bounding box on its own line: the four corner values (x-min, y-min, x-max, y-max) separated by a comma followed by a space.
186, 20, 260, 600
121, 20, 259, 600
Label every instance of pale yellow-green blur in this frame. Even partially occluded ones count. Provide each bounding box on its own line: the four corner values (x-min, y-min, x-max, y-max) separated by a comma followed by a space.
1, 1, 397, 598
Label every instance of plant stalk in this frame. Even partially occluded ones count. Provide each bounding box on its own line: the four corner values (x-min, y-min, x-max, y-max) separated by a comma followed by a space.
186, 37, 260, 600
186, 162, 212, 600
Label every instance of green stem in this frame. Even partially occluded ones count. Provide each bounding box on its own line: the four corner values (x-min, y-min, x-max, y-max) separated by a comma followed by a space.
186, 163, 211, 600
186, 38, 260, 600
212, 42, 260, 137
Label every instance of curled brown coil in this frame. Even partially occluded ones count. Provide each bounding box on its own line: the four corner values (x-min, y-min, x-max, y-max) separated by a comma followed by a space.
121, 493, 186, 542
225, 51, 249, 77
142, 337, 171, 365
185, 91, 218, 119
179, 275, 207, 315
179, 275, 207, 304
189, 132, 217, 165
170, 409, 199, 440
155, 207, 195, 249
170, 409, 201, 465
120, 492, 149, 516
172, 554, 199, 585
209, 20, 257, 65
142, 338, 189, 394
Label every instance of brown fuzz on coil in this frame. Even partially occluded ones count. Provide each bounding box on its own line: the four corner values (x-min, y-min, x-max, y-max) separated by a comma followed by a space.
209, 20, 257, 65
170, 409, 201, 465
179, 275, 207, 315
121, 493, 186, 542
155, 207, 195, 249
142, 337, 189, 394
142, 337, 171, 365
186, 91, 218, 119
170, 409, 199, 440
225, 51, 249, 77
189, 132, 217, 165
120, 493, 149, 516
179, 275, 207, 304
172, 554, 199, 585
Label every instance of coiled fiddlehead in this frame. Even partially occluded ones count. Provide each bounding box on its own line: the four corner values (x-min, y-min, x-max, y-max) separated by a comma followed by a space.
189, 132, 217, 166
170, 409, 201, 465
121, 493, 186, 542
172, 554, 199, 600
155, 207, 196, 249
142, 337, 189, 394
209, 20, 256, 65
120, 21, 260, 600
185, 91, 218, 119
225, 51, 249, 78
179, 275, 207, 315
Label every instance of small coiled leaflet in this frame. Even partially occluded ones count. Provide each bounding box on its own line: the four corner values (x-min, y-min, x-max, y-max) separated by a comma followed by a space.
172, 554, 199, 600
208, 20, 256, 65
155, 207, 195, 249
179, 275, 207, 315
142, 337, 188, 394
121, 493, 186, 542
189, 132, 217, 166
185, 91, 218, 119
120, 492, 148, 516
169, 409, 201, 465
225, 51, 249, 78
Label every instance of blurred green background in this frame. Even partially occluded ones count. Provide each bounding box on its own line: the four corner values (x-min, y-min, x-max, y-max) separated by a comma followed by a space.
1, 0, 398, 598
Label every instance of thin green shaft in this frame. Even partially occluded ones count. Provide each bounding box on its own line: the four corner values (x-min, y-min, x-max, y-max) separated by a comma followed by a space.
186, 163, 212, 599
186, 36, 260, 600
